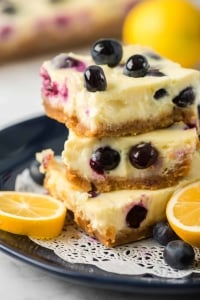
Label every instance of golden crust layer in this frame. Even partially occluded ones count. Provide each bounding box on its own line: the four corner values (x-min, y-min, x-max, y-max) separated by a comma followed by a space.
66, 157, 191, 192
43, 97, 198, 137
75, 214, 153, 247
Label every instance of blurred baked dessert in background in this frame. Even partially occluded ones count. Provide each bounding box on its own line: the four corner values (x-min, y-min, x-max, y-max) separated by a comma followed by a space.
0, 0, 139, 62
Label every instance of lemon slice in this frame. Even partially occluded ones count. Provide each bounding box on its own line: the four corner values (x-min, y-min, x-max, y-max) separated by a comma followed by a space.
166, 181, 200, 247
122, 0, 200, 67
0, 191, 66, 239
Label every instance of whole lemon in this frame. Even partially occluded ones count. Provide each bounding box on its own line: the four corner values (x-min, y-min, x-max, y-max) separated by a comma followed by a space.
123, 0, 200, 67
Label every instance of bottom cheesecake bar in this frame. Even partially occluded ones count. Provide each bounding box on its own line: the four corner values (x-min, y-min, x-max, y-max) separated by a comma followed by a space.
37, 150, 200, 247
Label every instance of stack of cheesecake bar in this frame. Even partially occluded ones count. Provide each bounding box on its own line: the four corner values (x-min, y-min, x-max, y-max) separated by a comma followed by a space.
38, 39, 200, 247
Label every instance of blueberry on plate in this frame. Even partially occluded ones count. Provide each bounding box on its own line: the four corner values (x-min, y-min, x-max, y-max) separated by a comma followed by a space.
91, 38, 123, 67
153, 221, 179, 246
29, 160, 45, 185
164, 240, 195, 270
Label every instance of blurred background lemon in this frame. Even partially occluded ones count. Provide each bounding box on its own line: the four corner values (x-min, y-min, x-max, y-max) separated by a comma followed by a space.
122, 0, 200, 68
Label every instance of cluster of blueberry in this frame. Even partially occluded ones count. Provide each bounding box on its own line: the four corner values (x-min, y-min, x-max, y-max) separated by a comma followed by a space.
89, 142, 158, 175
153, 221, 195, 270
83, 39, 195, 109
52, 39, 195, 109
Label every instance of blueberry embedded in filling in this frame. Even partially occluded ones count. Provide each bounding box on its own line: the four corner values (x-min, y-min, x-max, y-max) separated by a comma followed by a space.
154, 88, 168, 100
145, 52, 162, 60
147, 69, 166, 77
123, 54, 150, 77
90, 146, 120, 175
52, 54, 86, 71
172, 87, 195, 108
126, 205, 148, 228
91, 38, 123, 67
129, 142, 159, 169
84, 65, 107, 92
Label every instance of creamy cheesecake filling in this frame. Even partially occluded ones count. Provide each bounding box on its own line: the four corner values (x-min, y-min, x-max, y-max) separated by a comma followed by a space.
62, 126, 198, 191
41, 45, 200, 136
38, 150, 200, 246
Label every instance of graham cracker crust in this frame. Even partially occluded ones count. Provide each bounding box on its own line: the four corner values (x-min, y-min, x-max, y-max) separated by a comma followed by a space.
43, 96, 198, 137
66, 156, 192, 192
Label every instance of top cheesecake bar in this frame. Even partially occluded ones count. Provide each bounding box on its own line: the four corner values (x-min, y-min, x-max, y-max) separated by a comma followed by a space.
41, 39, 200, 137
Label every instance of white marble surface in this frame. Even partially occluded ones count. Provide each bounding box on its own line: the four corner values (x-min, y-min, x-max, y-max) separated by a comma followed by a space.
0, 52, 199, 300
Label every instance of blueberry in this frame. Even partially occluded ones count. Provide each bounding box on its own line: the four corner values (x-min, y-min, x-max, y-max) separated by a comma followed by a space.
153, 221, 179, 246
84, 65, 107, 92
29, 160, 45, 185
154, 88, 168, 100
52, 54, 85, 71
91, 39, 122, 67
126, 205, 147, 228
123, 54, 149, 77
172, 87, 195, 108
129, 142, 158, 169
164, 240, 195, 270
90, 146, 120, 174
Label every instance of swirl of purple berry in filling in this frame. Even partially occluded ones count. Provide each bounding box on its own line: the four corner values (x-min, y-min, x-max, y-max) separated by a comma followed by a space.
51, 53, 86, 72
90, 146, 120, 175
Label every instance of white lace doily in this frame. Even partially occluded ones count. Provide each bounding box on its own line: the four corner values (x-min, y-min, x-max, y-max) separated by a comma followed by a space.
15, 169, 200, 279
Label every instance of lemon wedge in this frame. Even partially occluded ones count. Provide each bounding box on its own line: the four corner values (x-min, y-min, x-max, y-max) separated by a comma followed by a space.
166, 181, 200, 248
0, 191, 66, 239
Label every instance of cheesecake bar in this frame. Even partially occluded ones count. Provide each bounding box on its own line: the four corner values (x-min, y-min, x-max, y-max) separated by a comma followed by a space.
0, 0, 137, 62
37, 149, 200, 247
41, 42, 200, 137
62, 125, 198, 192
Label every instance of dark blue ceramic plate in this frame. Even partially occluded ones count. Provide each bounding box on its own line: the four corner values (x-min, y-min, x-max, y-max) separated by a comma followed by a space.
0, 115, 200, 294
